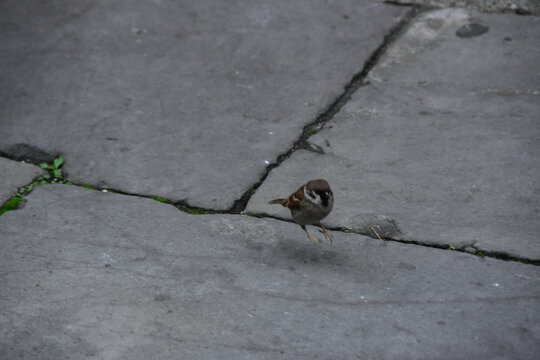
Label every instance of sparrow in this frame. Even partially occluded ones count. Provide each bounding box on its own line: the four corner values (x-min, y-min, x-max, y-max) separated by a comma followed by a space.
269, 179, 334, 243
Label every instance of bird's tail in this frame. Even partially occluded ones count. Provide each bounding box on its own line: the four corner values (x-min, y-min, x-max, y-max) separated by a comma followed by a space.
268, 198, 287, 206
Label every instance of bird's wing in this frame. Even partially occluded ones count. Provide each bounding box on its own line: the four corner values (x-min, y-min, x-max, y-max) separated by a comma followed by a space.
285, 186, 304, 210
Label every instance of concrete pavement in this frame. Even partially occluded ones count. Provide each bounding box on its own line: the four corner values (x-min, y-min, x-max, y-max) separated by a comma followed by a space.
0, 0, 405, 209
247, 8, 540, 259
1, 185, 539, 359
1, 1, 539, 359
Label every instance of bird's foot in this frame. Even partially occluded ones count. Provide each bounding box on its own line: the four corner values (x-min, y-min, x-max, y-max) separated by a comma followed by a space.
307, 233, 323, 244
318, 224, 333, 244
301, 225, 323, 244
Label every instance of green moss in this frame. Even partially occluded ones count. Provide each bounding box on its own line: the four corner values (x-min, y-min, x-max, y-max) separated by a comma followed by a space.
245, 211, 262, 218
0, 196, 22, 216
152, 197, 170, 204
306, 129, 317, 136
81, 185, 96, 190
476, 251, 486, 258
343, 229, 354, 233
187, 208, 210, 215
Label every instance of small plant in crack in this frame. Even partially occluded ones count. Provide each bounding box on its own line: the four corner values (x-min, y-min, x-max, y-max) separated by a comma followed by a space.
15, 157, 72, 198
151, 197, 170, 204
0, 155, 72, 216
39, 154, 65, 178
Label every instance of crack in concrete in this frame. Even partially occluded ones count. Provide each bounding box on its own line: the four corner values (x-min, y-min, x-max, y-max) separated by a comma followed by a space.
1, 6, 536, 268
2, 166, 538, 266
234, 210, 540, 266
0, 146, 58, 164
339, 226, 540, 266
1, 5, 424, 215
227, 5, 425, 214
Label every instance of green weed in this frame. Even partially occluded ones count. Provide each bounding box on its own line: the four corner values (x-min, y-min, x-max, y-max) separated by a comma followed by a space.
0, 155, 72, 216
0, 197, 22, 216
40, 155, 65, 178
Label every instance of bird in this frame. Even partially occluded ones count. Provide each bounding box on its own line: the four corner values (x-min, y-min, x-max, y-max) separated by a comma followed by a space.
268, 179, 334, 243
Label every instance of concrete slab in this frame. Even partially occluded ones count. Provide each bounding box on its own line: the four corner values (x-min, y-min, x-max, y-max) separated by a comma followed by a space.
387, 0, 540, 16
0, 0, 406, 209
1, 185, 539, 359
370, 8, 540, 91
0, 157, 44, 205
246, 9, 540, 259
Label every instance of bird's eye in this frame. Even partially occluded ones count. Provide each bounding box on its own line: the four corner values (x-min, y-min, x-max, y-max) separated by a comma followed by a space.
325, 191, 332, 198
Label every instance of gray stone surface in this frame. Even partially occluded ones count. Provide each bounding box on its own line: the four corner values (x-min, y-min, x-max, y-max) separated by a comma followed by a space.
1, 185, 539, 359
0, 157, 44, 205
0, 0, 406, 209
247, 9, 540, 260
387, 0, 540, 15
1, 3, 539, 359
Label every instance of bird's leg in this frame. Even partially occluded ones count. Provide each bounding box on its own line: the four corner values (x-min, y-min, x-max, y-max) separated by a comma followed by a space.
318, 223, 333, 244
301, 225, 322, 243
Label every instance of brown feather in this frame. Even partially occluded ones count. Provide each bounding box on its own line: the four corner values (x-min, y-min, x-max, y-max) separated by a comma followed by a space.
285, 186, 305, 210
268, 179, 334, 243
268, 198, 287, 205
305, 179, 331, 193
269, 179, 331, 210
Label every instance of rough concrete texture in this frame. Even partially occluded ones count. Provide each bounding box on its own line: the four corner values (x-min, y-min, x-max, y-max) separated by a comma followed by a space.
0, 0, 406, 209
247, 9, 540, 260
0, 158, 44, 205
1, 185, 539, 359
2, 2, 539, 359
387, 0, 540, 15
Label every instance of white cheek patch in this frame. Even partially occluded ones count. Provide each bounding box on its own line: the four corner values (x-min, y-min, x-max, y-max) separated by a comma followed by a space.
307, 190, 321, 204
